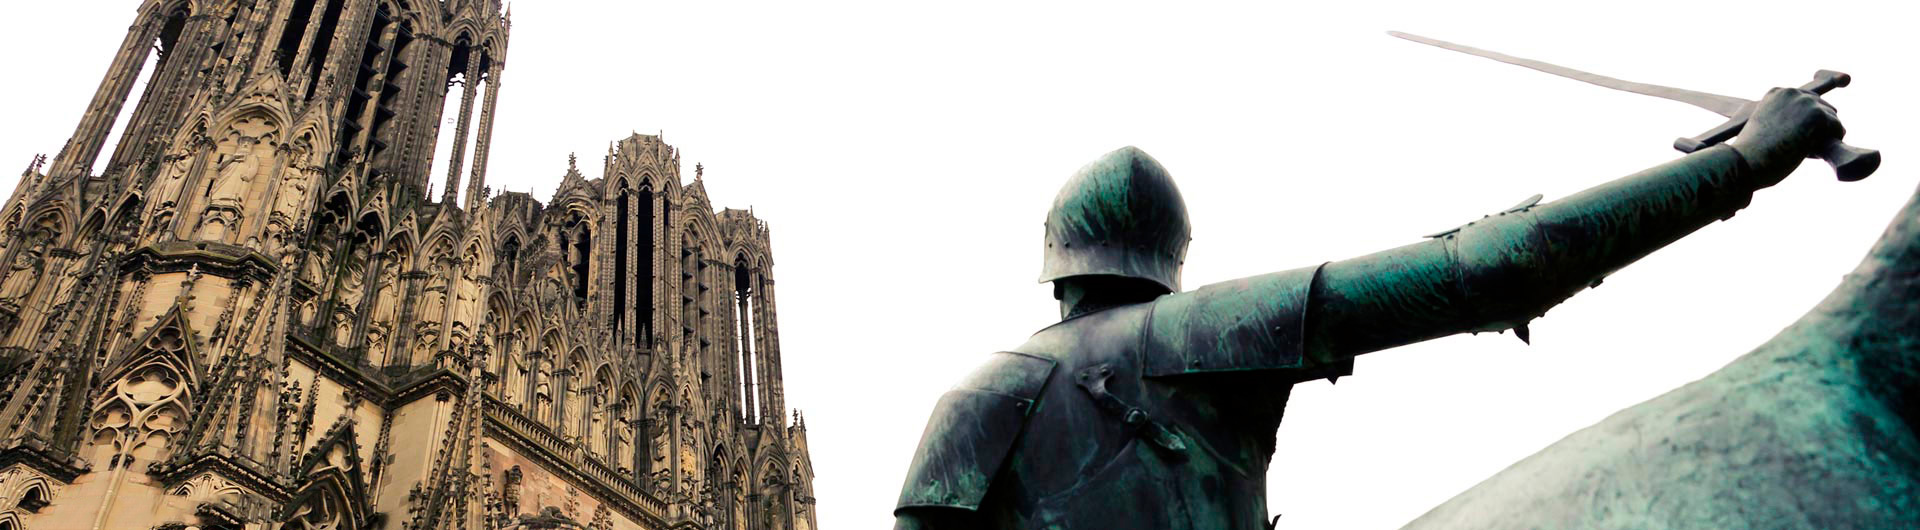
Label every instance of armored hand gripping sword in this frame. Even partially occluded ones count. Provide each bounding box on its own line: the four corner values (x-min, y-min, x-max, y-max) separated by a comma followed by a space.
1389, 31, 1880, 181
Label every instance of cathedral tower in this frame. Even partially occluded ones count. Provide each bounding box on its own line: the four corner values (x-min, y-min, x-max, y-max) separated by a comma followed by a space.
0, 2, 817, 529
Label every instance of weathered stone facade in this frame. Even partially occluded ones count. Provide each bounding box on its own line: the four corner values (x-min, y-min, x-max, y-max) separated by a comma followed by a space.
0, 1, 818, 529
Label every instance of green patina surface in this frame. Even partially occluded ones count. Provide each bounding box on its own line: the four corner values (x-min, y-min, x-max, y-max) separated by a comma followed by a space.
900, 143, 1909, 529
1040, 146, 1189, 291
1403, 180, 1920, 529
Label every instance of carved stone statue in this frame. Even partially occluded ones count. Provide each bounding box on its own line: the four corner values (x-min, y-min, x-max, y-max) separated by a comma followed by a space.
892, 89, 1850, 529
650, 418, 669, 463
273, 161, 310, 223
151, 150, 193, 209
206, 117, 277, 208
371, 257, 402, 322
0, 243, 45, 302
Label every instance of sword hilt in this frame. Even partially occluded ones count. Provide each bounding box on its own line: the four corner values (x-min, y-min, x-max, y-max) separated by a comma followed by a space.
1674, 70, 1879, 181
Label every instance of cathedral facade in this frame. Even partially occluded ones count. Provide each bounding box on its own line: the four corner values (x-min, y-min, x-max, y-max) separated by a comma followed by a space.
0, 1, 818, 529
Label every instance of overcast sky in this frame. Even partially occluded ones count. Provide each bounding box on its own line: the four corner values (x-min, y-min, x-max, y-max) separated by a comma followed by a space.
2, 1, 1916, 528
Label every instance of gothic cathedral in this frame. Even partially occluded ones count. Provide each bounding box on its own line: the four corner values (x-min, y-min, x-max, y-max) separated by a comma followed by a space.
0, 1, 819, 529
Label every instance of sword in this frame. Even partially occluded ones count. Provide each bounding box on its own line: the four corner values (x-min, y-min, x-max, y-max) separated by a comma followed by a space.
1388, 31, 1879, 182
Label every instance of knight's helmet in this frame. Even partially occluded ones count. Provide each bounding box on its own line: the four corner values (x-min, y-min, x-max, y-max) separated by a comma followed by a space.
1040, 146, 1192, 294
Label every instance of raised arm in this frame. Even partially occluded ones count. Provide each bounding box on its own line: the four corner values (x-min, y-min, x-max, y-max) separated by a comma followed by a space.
1142, 88, 1844, 378
1307, 142, 1750, 358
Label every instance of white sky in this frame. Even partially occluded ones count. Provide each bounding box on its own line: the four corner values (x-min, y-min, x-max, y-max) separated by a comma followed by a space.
3, 1, 1916, 528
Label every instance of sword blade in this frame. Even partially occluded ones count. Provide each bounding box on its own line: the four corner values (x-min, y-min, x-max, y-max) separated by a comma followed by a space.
1387, 31, 1750, 118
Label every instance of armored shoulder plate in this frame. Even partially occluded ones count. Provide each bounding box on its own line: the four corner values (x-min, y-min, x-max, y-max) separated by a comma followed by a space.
1143, 264, 1323, 376
895, 351, 1056, 513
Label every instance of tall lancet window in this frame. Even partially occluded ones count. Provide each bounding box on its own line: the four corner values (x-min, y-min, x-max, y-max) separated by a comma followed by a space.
615, 188, 630, 336
425, 38, 473, 201
455, 53, 490, 205
301, 0, 345, 100
734, 256, 757, 424
365, 19, 414, 165
569, 214, 591, 310
94, 8, 185, 176
638, 187, 656, 350
337, 4, 394, 166
274, 0, 317, 76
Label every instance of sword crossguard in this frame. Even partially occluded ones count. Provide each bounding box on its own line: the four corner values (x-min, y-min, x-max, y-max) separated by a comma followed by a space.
1674, 70, 1880, 181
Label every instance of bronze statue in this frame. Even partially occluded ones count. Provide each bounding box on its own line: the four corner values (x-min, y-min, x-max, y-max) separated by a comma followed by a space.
890, 74, 1855, 527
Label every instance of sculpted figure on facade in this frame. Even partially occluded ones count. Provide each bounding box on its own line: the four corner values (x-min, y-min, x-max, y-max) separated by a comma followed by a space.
206, 120, 273, 207
0, 240, 44, 303
150, 149, 193, 212
198, 116, 280, 242
273, 135, 316, 224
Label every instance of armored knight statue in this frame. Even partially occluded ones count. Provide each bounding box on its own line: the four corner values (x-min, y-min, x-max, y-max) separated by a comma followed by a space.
892, 88, 1848, 529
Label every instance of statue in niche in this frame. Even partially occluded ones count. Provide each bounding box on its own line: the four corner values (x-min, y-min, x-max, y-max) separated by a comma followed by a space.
303, 245, 329, 287
614, 404, 634, 470
504, 355, 524, 404
337, 250, 367, 310
586, 393, 605, 455
533, 359, 553, 420
273, 158, 311, 223
539, 276, 564, 311
418, 259, 448, 321
149, 125, 204, 215
371, 256, 402, 322
204, 117, 277, 208
0, 241, 46, 302
650, 417, 669, 463
678, 417, 700, 493
150, 149, 193, 210
454, 255, 481, 327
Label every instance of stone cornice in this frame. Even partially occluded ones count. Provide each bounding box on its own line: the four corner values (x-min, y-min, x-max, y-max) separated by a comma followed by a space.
284, 334, 396, 404
388, 368, 468, 406
282, 334, 480, 411
148, 449, 294, 504
119, 240, 279, 284
481, 396, 670, 527
0, 435, 88, 483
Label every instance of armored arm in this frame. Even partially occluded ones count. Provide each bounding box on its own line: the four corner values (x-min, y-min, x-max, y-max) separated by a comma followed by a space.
1303, 144, 1758, 361
1145, 144, 1762, 378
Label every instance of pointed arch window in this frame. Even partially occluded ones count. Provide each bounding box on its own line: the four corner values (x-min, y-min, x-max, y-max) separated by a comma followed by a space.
17, 484, 48, 512
638, 186, 656, 350
302, 0, 346, 100
337, 3, 398, 166
274, 0, 317, 76
615, 188, 630, 337
733, 256, 757, 424
94, 7, 186, 176
366, 19, 414, 165
425, 52, 467, 199
568, 214, 591, 310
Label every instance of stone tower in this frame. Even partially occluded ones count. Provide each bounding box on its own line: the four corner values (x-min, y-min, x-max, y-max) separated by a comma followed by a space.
0, 2, 818, 530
